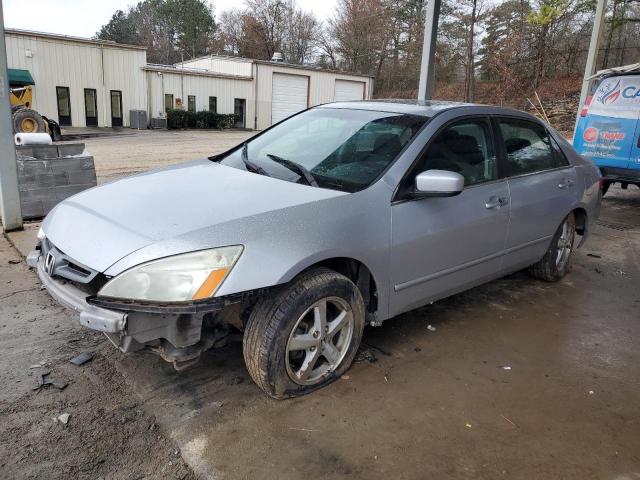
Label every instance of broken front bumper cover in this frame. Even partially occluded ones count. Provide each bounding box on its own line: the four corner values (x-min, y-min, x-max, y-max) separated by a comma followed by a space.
28, 250, 127, 333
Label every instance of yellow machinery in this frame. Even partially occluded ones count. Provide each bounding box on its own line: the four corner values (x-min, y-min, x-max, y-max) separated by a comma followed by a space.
10, 85, 61, 139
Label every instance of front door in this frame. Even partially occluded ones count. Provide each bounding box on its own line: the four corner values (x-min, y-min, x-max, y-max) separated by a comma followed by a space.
497, 117, 577, 268
234, 98, 246, 128
110, 90, 123, 127
56, 86, 71, 126
390, 117, 510, 316
84, 88, 98, 127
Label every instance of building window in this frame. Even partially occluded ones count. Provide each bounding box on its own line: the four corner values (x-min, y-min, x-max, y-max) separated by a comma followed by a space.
164, 94, 174, 113
209, 96, 217, 113
188, 95, 196, 113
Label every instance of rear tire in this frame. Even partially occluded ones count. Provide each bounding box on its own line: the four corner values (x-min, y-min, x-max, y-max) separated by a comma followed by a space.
243, 267, 365, 399
529, 212, 576, 282
13, 108, 46, 134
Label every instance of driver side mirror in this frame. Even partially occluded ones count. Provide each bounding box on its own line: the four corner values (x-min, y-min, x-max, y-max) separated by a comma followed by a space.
414, 170, 464, 198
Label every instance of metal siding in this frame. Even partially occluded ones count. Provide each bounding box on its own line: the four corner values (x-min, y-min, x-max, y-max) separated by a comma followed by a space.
255, 63, 371, 130
146, 70, 254, 124
6, 33, 147, 128
178, 56, 253, 77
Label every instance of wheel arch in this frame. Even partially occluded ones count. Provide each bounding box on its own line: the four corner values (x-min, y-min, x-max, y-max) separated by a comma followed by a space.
282, 256, 380, 321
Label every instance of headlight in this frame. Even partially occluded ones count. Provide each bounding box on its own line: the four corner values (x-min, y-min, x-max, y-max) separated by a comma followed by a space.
98, 246, 243, 302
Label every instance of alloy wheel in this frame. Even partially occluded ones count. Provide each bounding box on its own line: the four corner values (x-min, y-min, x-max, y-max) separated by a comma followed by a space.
285, 296, 354, 385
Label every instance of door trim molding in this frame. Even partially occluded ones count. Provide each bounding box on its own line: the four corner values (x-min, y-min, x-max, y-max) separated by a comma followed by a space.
394, 234, 552, 292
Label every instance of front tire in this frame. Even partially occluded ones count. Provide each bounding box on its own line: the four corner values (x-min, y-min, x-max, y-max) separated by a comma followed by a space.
529, 212, 576, 282
243, 267, 365, 399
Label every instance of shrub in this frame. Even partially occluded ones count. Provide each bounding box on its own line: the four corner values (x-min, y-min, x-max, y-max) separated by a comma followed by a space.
166, 109, 238, 130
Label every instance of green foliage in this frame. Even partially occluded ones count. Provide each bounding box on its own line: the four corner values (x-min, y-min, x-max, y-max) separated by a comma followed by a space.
96, 0, 216, 64
527, 0, 569, 26
166, 109, 237, 129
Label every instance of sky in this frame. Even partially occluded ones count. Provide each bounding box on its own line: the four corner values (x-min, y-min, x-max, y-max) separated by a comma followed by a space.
3, 0, 338, 38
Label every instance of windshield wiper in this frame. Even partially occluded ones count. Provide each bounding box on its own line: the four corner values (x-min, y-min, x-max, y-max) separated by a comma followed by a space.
266, 153, 319, 187
242, 143, 270, 176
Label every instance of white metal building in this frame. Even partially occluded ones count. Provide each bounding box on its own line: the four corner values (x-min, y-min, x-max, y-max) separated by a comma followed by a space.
6, 29, 373, 130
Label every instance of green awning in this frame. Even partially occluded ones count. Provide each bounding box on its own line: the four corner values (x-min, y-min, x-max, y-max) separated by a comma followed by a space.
8, 68, 35, 87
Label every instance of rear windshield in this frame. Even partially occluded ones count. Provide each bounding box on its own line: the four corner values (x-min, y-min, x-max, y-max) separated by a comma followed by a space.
218, 108, 427, 192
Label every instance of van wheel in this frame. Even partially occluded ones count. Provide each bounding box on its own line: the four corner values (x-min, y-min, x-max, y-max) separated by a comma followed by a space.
243, 267, 365, 399
529, 212, 576, 282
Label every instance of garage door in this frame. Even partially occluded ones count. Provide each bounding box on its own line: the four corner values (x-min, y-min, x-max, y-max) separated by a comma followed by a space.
272, 73, 308, 124
334, 80, 365, 102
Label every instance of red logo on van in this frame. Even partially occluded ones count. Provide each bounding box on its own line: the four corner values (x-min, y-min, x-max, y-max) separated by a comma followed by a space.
583, 127, 598, 142
601, 131, 625, 141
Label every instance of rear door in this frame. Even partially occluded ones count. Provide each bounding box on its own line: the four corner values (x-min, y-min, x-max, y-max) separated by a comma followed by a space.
574, 75, 640, 171
497, 117, 577, 270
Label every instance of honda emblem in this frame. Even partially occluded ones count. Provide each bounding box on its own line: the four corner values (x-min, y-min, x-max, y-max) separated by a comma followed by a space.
44, 252, 56, 274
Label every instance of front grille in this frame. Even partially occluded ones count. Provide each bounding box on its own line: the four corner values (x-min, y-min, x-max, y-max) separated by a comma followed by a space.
40, 238, 106, 293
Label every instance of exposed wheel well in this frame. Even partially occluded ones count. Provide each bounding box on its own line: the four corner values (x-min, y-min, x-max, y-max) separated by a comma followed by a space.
304, 258, 378, 318
573, 207, 587, 236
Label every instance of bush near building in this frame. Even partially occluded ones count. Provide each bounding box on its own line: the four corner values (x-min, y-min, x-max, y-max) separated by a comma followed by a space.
167, 109, 237, 130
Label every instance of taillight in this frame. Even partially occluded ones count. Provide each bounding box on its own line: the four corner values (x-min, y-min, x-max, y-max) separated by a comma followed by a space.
580, 96, 593, 117
598, 178, 604, 189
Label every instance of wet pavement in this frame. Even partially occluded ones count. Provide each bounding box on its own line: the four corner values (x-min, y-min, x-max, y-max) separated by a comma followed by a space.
2, 186, 639, 479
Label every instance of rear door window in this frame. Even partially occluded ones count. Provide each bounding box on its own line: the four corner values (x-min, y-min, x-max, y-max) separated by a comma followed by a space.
498, 119, 567, 176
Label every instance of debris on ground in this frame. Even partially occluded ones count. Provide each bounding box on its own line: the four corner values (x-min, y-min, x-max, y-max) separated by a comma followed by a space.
500, 365, 512, 371
362, 341, 392, 357
33, 371, 68, 391
501, 415, 518, 428
355, 349, 378, 364
587, 253, 602, 259
384, 372, 390, 382
427, 325, 436, 332
588, 390, 595, 395
54, 413, 71, 425
465, 423, 472, 429
341, 375, 350, 380
414, 347, 422, 352
69, 352, 93, 366
8, 259, 21, 264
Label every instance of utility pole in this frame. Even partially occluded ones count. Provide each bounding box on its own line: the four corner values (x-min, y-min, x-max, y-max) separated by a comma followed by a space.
573, 0, 607, 142
0, 2, 23, 231
418, 0, 442, 101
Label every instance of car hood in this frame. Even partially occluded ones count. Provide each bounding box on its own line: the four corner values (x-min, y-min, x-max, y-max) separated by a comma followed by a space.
43, 160, 346, 272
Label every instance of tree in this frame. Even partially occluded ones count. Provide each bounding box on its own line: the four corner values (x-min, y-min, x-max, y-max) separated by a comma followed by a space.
96, 0, 217, 64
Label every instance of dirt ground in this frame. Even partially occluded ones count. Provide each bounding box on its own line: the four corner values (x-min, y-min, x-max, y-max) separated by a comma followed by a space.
1, 129, 639, 479
67, 130, 255, 183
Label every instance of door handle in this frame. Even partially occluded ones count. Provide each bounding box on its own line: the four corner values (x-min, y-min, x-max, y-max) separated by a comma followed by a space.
485, 196, 508, 209
558, 178, 575, 189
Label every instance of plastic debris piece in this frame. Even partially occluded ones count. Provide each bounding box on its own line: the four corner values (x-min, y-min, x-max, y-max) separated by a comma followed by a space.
588, 390, 595, 395
501, 365, 512, 371
465, 423, 472, 428
427, 325, 436, 332
56, 413, 70, 425
69, 352, 93, 366
341, 375, 350, 380
33, 371, 67, 391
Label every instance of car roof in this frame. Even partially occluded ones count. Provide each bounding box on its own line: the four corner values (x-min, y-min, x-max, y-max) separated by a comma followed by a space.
319, 99, 533, 119
319, 99, 469, 117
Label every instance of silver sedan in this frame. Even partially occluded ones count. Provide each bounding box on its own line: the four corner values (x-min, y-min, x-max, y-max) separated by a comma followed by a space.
29, 100, 602, 398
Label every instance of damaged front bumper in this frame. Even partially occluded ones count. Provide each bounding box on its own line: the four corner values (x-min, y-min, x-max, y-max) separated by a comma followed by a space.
28, 250, 127, 333
28, 249, 253, 369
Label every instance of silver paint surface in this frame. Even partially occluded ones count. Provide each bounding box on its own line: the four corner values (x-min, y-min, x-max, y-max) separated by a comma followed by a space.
40, 103, 601, 322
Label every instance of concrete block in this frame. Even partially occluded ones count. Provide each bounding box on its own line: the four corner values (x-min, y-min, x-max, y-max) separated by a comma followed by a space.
57, 143, 85, 157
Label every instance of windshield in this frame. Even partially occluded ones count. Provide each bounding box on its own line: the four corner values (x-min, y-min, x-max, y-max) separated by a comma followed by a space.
218, 108, 428, 192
